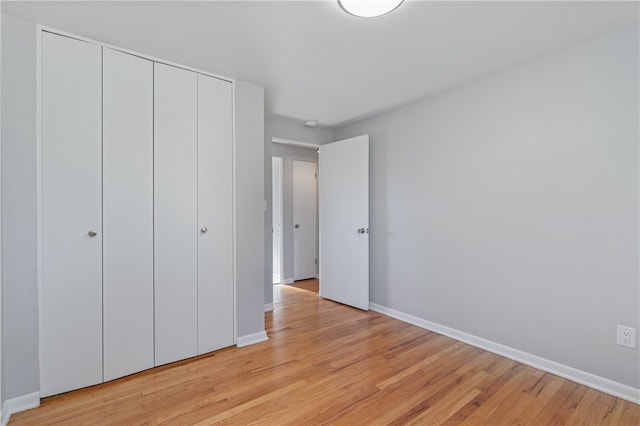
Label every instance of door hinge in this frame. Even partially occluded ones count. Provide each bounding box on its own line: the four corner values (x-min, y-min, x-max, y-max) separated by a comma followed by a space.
315, 172, 317, 179
315, 258, 318, 265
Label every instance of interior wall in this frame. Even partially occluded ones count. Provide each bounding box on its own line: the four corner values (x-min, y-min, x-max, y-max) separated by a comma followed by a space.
263, 115, 333, 306
334, 24, 640, 389
234, 81, 266, 337
272, 144, 319, 284
1, 14, 38, 401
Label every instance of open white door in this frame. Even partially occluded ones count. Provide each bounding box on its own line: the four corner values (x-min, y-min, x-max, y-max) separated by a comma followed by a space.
319, 135, 369, 310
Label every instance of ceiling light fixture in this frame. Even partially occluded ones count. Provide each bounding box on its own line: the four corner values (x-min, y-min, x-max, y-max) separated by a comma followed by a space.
304, 120, 318, 128
338, 0, 404, 18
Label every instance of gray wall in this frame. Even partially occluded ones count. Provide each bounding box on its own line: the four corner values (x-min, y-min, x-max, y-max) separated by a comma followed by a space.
1, 14, 38, 401
272, 144, 319, 283
334, 24, 640, 388
234, 81, 266, 338
263, 115, 333, 305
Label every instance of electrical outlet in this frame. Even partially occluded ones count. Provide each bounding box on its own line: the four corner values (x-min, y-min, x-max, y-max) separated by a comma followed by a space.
616, 325, 636, 349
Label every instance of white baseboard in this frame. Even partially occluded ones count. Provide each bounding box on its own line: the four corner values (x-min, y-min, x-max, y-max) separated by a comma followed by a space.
369, 303, 640, 404
284, 278, 294, 284
264, 303, 273, 312
0, 403, 7, 426
236, 330, 269, 348
1, 391, 40, 426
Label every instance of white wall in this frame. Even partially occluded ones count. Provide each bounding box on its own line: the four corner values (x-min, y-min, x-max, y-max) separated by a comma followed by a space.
263, 115, 333, 305
1, 15, 39, 401
235, 81, 266, 338
335, 25, 639, 390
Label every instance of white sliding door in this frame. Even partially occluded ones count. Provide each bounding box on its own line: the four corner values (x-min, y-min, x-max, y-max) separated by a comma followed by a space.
103, 48, 154, 380
197, 74, 234, 354
154, 63, 198, 365
41, 32, 103, 396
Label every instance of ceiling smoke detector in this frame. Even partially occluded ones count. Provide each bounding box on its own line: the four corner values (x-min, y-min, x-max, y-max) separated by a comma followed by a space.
304, 120, 318, 128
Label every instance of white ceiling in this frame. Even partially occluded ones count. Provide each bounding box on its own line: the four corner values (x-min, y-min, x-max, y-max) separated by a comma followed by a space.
4, 1, 639, 127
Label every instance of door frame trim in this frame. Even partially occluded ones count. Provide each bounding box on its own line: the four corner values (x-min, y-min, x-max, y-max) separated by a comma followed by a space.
272, 137, 320, 149
272, 156, 284, 285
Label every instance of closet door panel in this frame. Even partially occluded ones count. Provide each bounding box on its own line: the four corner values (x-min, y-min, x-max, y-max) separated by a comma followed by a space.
103, 48, 154, 381
41, 32, 103, 397
197, 75, 234, 354
154, 63, 198, 366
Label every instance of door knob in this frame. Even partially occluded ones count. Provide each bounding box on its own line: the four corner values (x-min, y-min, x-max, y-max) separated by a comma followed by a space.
357, 228, 365, 234
88, 230, 98, 237
201, 227, 208, 233
295, 224, 300, 229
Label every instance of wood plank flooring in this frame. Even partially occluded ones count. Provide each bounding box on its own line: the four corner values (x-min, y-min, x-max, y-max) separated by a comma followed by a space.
10, 283, 640, 425
288, 278, 319, 293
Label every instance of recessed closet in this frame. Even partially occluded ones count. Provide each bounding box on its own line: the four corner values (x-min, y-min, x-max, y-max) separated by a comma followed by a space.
40, 31, 234, 397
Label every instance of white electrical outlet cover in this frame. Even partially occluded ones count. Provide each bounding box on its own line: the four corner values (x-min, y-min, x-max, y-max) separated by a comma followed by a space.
616, 325, 636, 349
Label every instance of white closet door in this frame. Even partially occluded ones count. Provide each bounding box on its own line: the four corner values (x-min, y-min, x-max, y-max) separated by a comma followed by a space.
197, 74, 234, 354
41, 32, 103, 397
103, 48, 154, 380
154, 63, 198, 366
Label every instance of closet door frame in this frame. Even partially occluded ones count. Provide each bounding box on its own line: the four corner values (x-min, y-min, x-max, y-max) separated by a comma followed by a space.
36, 26, 237, 395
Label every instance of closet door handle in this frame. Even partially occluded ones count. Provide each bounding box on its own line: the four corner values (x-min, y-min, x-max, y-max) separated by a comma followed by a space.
201, 227, 208, 234
88, 230, 98, 237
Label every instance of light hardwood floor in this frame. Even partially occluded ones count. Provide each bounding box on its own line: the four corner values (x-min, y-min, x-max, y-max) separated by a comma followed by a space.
11, 282, 640, 425
289, 278, 319, 293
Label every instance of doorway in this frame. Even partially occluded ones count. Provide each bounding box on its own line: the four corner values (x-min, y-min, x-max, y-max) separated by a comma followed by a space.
271, 140, 319, 286
272, 157, 283, 284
